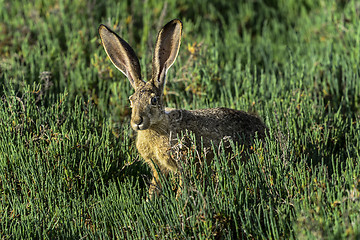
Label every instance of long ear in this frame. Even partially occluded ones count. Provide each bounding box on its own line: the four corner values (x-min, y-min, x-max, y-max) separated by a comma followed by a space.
99, 24, 144, 89
152, 19, 182, 92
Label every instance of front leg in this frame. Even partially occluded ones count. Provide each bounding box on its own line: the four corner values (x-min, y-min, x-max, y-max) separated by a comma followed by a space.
148, 167, 183, 200
148, 164, 162, 200
147, 154, 178, 200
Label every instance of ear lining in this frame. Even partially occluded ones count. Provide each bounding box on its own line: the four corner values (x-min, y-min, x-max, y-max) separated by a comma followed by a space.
99, 24, 144, 89
152, 19, 182, 91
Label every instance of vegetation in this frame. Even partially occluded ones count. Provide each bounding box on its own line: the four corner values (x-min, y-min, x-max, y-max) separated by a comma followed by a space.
1, 0, 359, 238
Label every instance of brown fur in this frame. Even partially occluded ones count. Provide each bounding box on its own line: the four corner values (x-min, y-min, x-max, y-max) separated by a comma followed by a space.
99, 19, 267, 198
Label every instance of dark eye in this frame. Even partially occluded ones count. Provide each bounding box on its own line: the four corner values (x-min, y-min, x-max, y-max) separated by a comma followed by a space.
151, 97, 158, 105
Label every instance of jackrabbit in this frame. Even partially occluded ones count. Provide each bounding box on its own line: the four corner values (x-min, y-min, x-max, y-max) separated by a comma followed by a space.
99, 19, 266, 198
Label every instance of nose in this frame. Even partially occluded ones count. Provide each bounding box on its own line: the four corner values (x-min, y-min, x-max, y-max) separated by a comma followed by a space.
133, 116, 143, 126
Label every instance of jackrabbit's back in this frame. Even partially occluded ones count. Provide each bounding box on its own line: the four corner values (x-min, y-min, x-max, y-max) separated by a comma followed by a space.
167, 107, 266, 148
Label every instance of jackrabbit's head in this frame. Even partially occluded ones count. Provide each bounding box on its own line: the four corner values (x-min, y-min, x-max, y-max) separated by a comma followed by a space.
99, 20, 182, 130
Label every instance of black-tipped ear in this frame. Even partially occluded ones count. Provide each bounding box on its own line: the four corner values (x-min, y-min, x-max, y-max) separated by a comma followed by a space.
99, 24, 144, 89
151, 19, 182, 92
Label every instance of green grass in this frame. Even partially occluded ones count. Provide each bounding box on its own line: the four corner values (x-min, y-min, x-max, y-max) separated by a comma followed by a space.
1, 0, 360, 239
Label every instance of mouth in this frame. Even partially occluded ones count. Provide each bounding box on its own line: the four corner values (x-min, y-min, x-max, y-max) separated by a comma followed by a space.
131, 123, 149, 131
